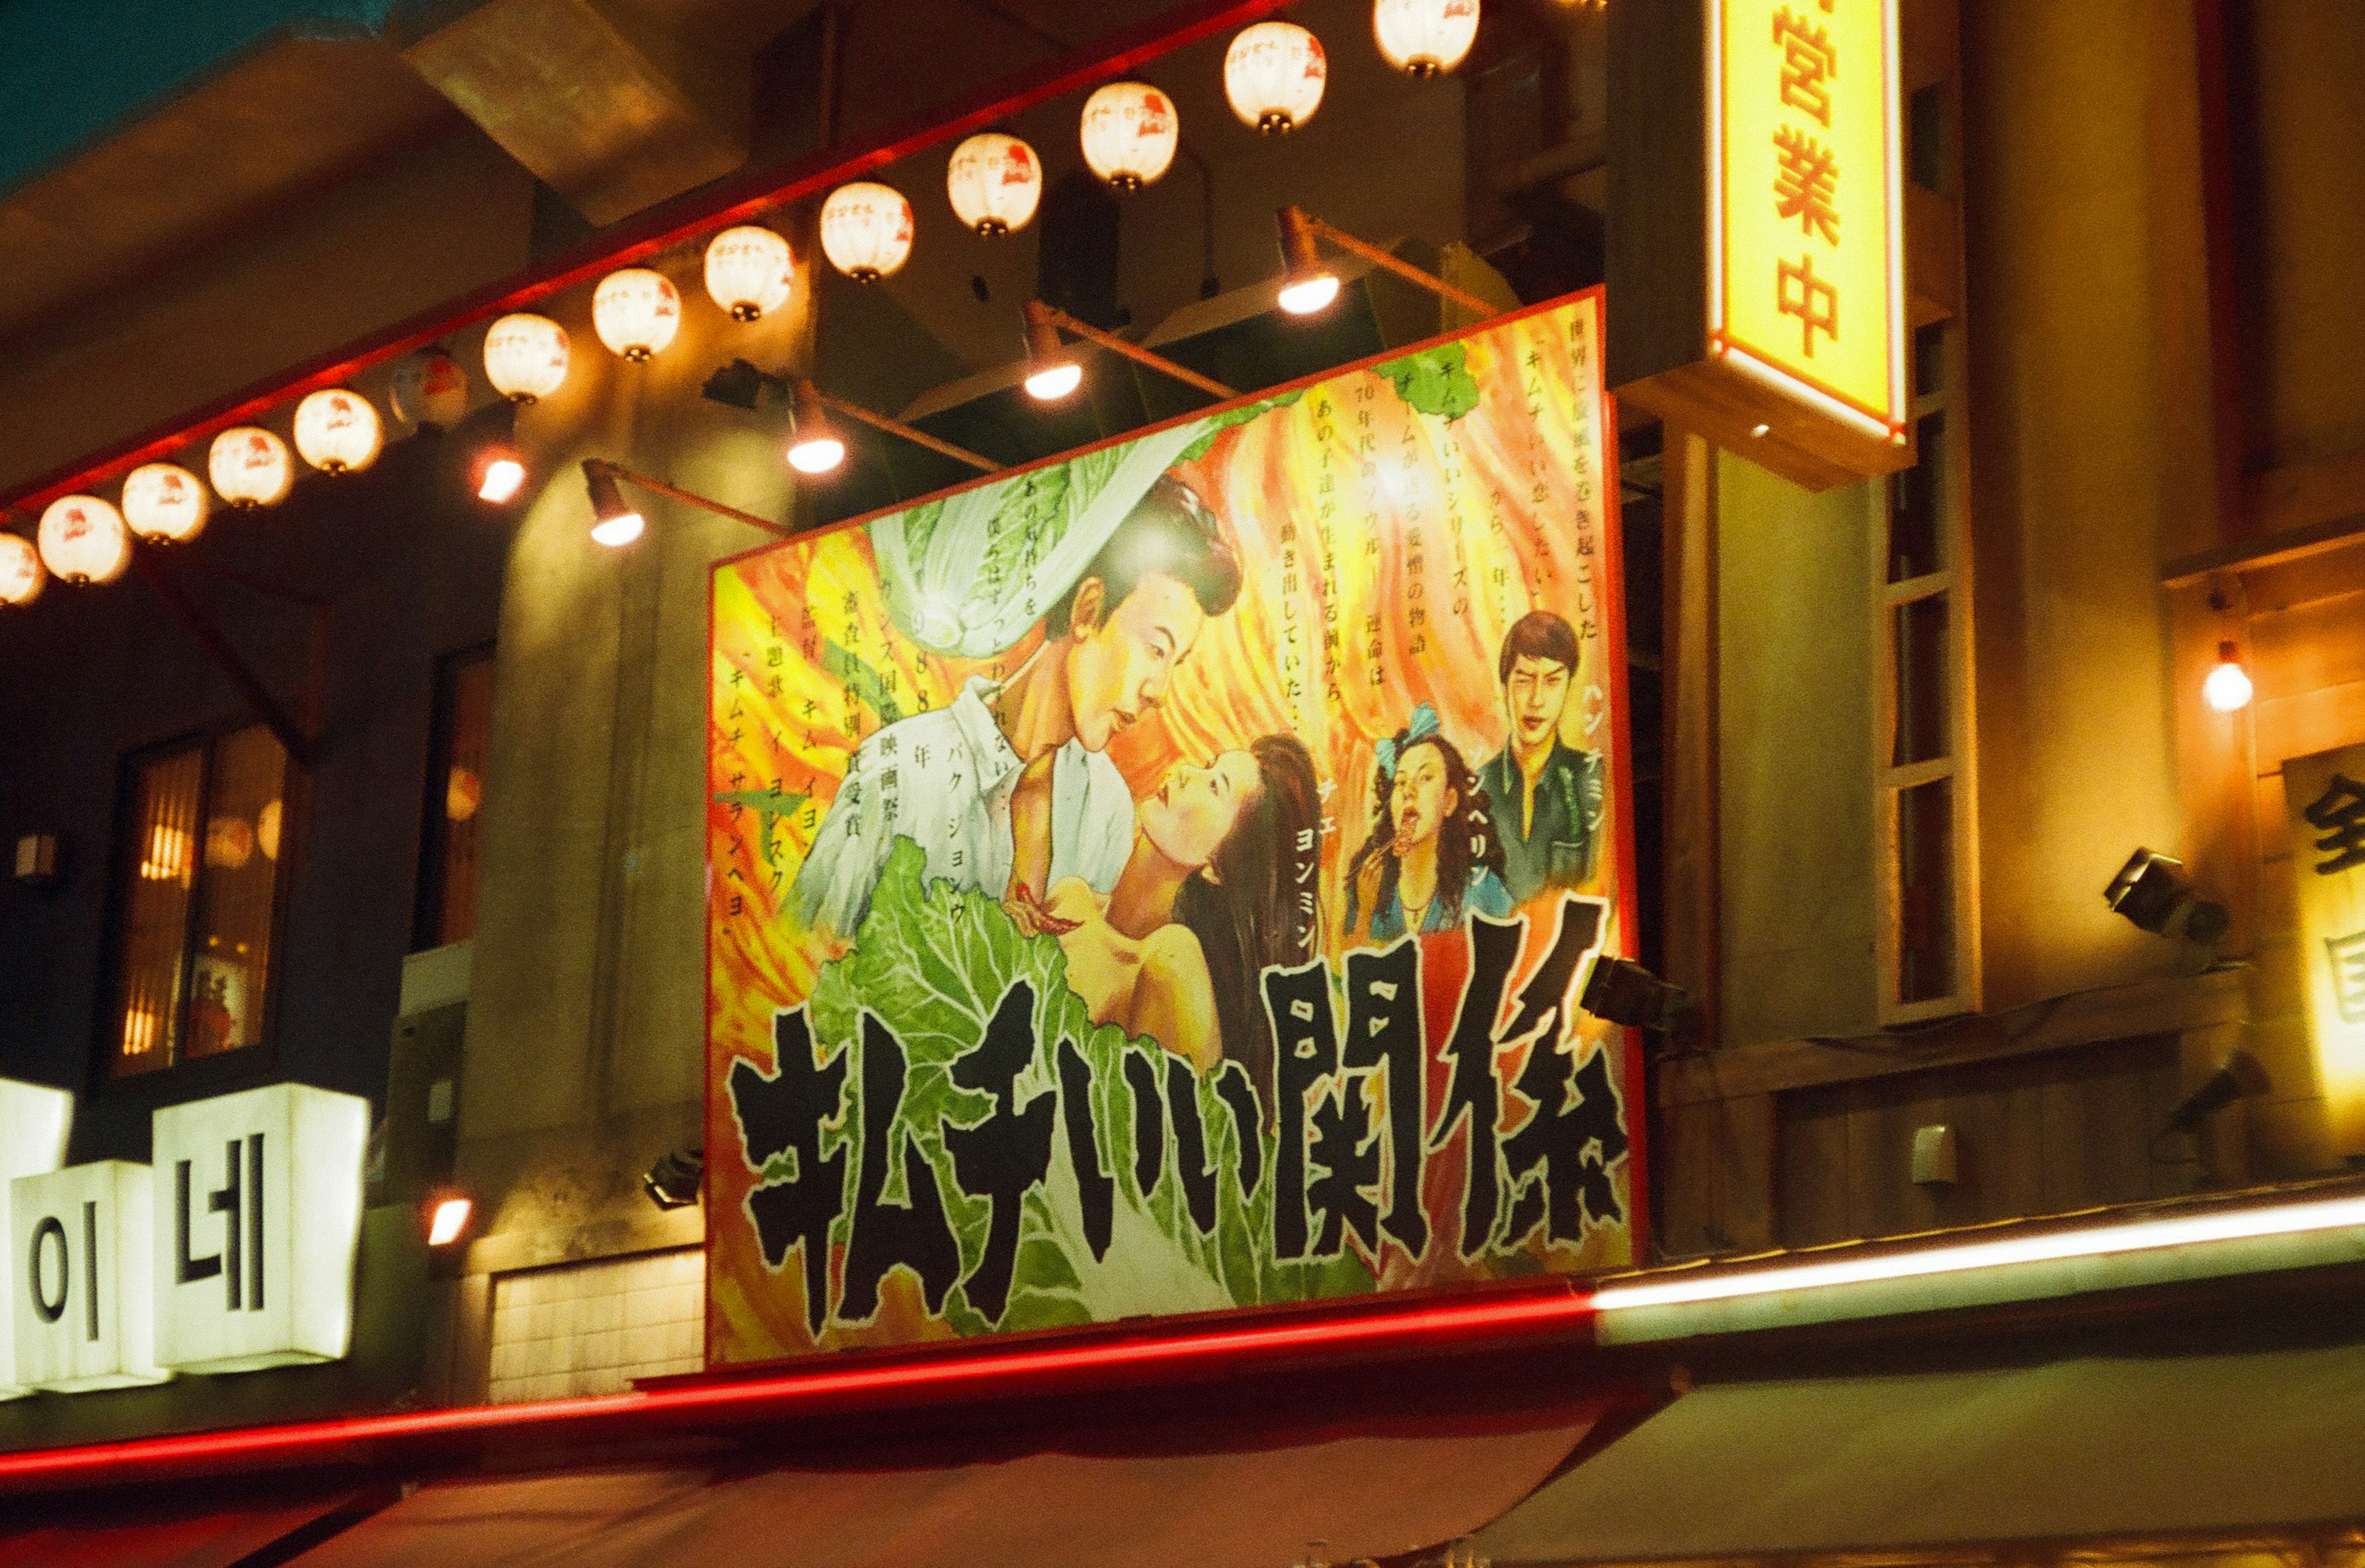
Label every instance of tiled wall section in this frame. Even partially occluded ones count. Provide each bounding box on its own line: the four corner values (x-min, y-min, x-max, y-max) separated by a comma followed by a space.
487, 1247, 705, 1402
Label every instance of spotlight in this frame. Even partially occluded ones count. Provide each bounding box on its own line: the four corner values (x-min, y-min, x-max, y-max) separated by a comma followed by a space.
644, 1146, 704, 1210
1021, 301, 1083, 402
1580, 956, 1697, 1034
1275, 206, 1340, 316
2104, 847, 2230, 945
701, 357, 778, 412
475, 448, 526, 504
2165, 1049, 2271, 1135
2204, 641, 2254, 713
583, 459, 645, 548
424, 1190, 474, 1248
786, 379, 846, 475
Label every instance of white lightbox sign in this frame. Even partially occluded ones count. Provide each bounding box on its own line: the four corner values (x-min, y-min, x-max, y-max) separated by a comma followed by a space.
11, 1161, 166, 1391
151, 1083, 367, 1372
0, 1077, 75, 1402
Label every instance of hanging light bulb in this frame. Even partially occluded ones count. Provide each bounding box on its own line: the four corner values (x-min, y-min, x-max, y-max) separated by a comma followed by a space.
786, 381, 846, 474
209, 427, 294, 508
1275, 206, 1341, 315
120, 463, 209, 544
0, 532, 44, 608
38, 495, 132, 585
1373, 0, 1480, 78
592, 268, 682, 362
390, 345, 471, 430
2204, 641, 2254, 713
483, 313, 570, 403
704, 226, 796, 321
820, 183, 915, 282
1225, 21, 1327, 134
947, 132, 1043, 237
1079, 82, 1179, 192
1021, 301, 1082, 402
293, 388, 384, 474
583, 463, 645, 548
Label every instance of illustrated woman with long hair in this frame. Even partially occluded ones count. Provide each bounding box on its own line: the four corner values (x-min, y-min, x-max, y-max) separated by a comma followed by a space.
1345, 704, 1511, 942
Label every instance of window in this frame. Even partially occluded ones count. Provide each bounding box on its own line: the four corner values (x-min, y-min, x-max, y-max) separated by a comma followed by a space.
415, 646, 496, 950
107, 724, 291, 1078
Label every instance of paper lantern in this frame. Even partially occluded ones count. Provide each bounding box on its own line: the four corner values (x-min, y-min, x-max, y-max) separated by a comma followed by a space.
390, 346, 470, 430
704, 226, 795, 321
205, 815, 256, 871
482, 313, 570, 403
1225, 21, 1327, 133
1079, 82, 1178, 191
0, 533, 43, 607
592, 268, 682, 361
293, 389, 383, 474
38, 496, 131, 586
209, 427, 293, 509
820, 183, 915, 282
121, 463, 208, 544
1373, 0, 1479, 76
256, 799, 283, 862
947, 133, 1043, 236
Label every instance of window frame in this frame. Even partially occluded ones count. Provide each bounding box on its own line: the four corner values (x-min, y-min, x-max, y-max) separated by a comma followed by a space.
412, 641, 498, 953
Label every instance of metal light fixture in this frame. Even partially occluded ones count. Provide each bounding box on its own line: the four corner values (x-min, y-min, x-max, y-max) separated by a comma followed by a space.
293, 387, 384, 473
390, 345, 470, 431
208, 427, 294, 508
1580, 956, 1696, 1033
820, 182, 915, 282
583, 460, 647, 548
644, 1147, 704, 1210
1225, 21, 1328, 134
424, 1190, 474, 1248
2165, 1049, 2271, 1135
37, 495, 132, 585
704, 225, 796, 321
1275, 206, 1341, 315
592, 267, 682, 362
2105, 847, 2230, 946
947, 132, 1043, 236
2204, 641, 2254, 713
120, 463, 208, 544
476, 449, 527, 504
483, 312, 570, 403
1079, 81, 1178, 191
787, 379, 847, 474
1373, 0, 1480, 77
1273, 205, 1502, 319
0, 531, 45, 607
1022, 300, 1083, 401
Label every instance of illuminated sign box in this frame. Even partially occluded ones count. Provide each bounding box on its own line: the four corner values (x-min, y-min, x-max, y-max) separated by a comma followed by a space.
0, 1078, 73, 1401
10, 1161, 166, 1392
2287, 743, 2365, 1157
151, 1083, 368, 1372
1607, 0, 1911, 490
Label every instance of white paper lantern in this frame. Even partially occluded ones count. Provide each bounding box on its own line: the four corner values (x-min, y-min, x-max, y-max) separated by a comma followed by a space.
592, 268, 682, 361
209, 427, 293, 509
483, 313, 570, 403
1079, 82, 1179, 191
947, 133, 1043, 236
1225, 21, 1328, 133
0, 533, 44, 607
256, 798, 283, 862
390, 346, 470, 429
820, 183, 915, 282
1373, 0, 1479, 76
121, 463, 208, 544
38, 496, 131, 586
704, 226, 795, 321
293, 388, 384, 474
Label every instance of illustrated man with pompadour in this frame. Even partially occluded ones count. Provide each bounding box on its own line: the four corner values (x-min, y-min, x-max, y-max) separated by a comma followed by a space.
1479, 610, 1606, 905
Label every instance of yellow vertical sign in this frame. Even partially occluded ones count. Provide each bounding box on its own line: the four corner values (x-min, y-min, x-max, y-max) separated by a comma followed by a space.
1710, 0, 1907, 445
2286, 743, 2365, 1155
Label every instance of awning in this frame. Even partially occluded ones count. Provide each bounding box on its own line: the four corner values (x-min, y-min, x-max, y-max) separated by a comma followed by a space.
0, 1489, 362, 1568
1471, 1341, 2365, 1566
285, 1418, 1593, 1568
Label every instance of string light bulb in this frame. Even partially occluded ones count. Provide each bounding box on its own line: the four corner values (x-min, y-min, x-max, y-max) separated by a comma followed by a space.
2204, 641, 2254, 713
1225, 21, 1327, 134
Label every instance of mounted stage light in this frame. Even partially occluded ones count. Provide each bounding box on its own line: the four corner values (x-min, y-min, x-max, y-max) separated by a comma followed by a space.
1225, 20, 1327, 134
2105, 847, 2230, 946
1275, 206, 1341, 315
0, 531, 45, 607
820, 182, 915, 282
643, 1147, 704, 1211
293, 388, 384, 474
583, 460, 646, 548
2166, 1049, 2271, 1136
1373, 0, 1481, 78
1020, 300, 1235, 402
592, 268, 682, 362
208, 427, 294, 509
786, 379, 847, 474
38, 495, 132, 586
1022, 301, 1083, 401
1274, 205, 1500, 320
120, 463, 208, 544
390, 345, 470, 431
1079, 81, 1178, 191
1580, 956, 1697, 1035
947, 132, 1043, 237
483, 313, 570, 403
704, 225, 795, 322
2204, 641, 2254, 713
424, 1190, 474, 1248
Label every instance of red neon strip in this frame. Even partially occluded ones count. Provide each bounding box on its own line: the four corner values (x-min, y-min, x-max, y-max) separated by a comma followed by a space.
0, 1285, 1598, 1492
0, 0, 1298, 519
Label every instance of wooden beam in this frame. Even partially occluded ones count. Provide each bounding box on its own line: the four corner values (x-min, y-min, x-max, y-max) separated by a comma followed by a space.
1661, 429, 1720, 1050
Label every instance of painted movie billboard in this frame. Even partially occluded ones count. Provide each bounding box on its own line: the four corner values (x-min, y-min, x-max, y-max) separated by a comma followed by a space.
708, 291, 1639, 1365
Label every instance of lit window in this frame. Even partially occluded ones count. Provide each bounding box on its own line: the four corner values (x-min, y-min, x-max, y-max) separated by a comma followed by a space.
416, 647, 496, 950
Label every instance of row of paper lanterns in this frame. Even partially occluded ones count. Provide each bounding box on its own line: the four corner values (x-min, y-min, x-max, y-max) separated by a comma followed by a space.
0, 2, 1481, 608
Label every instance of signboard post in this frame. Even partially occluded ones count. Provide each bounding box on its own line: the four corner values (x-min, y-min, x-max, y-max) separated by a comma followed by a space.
708, 293, 1641, 1367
